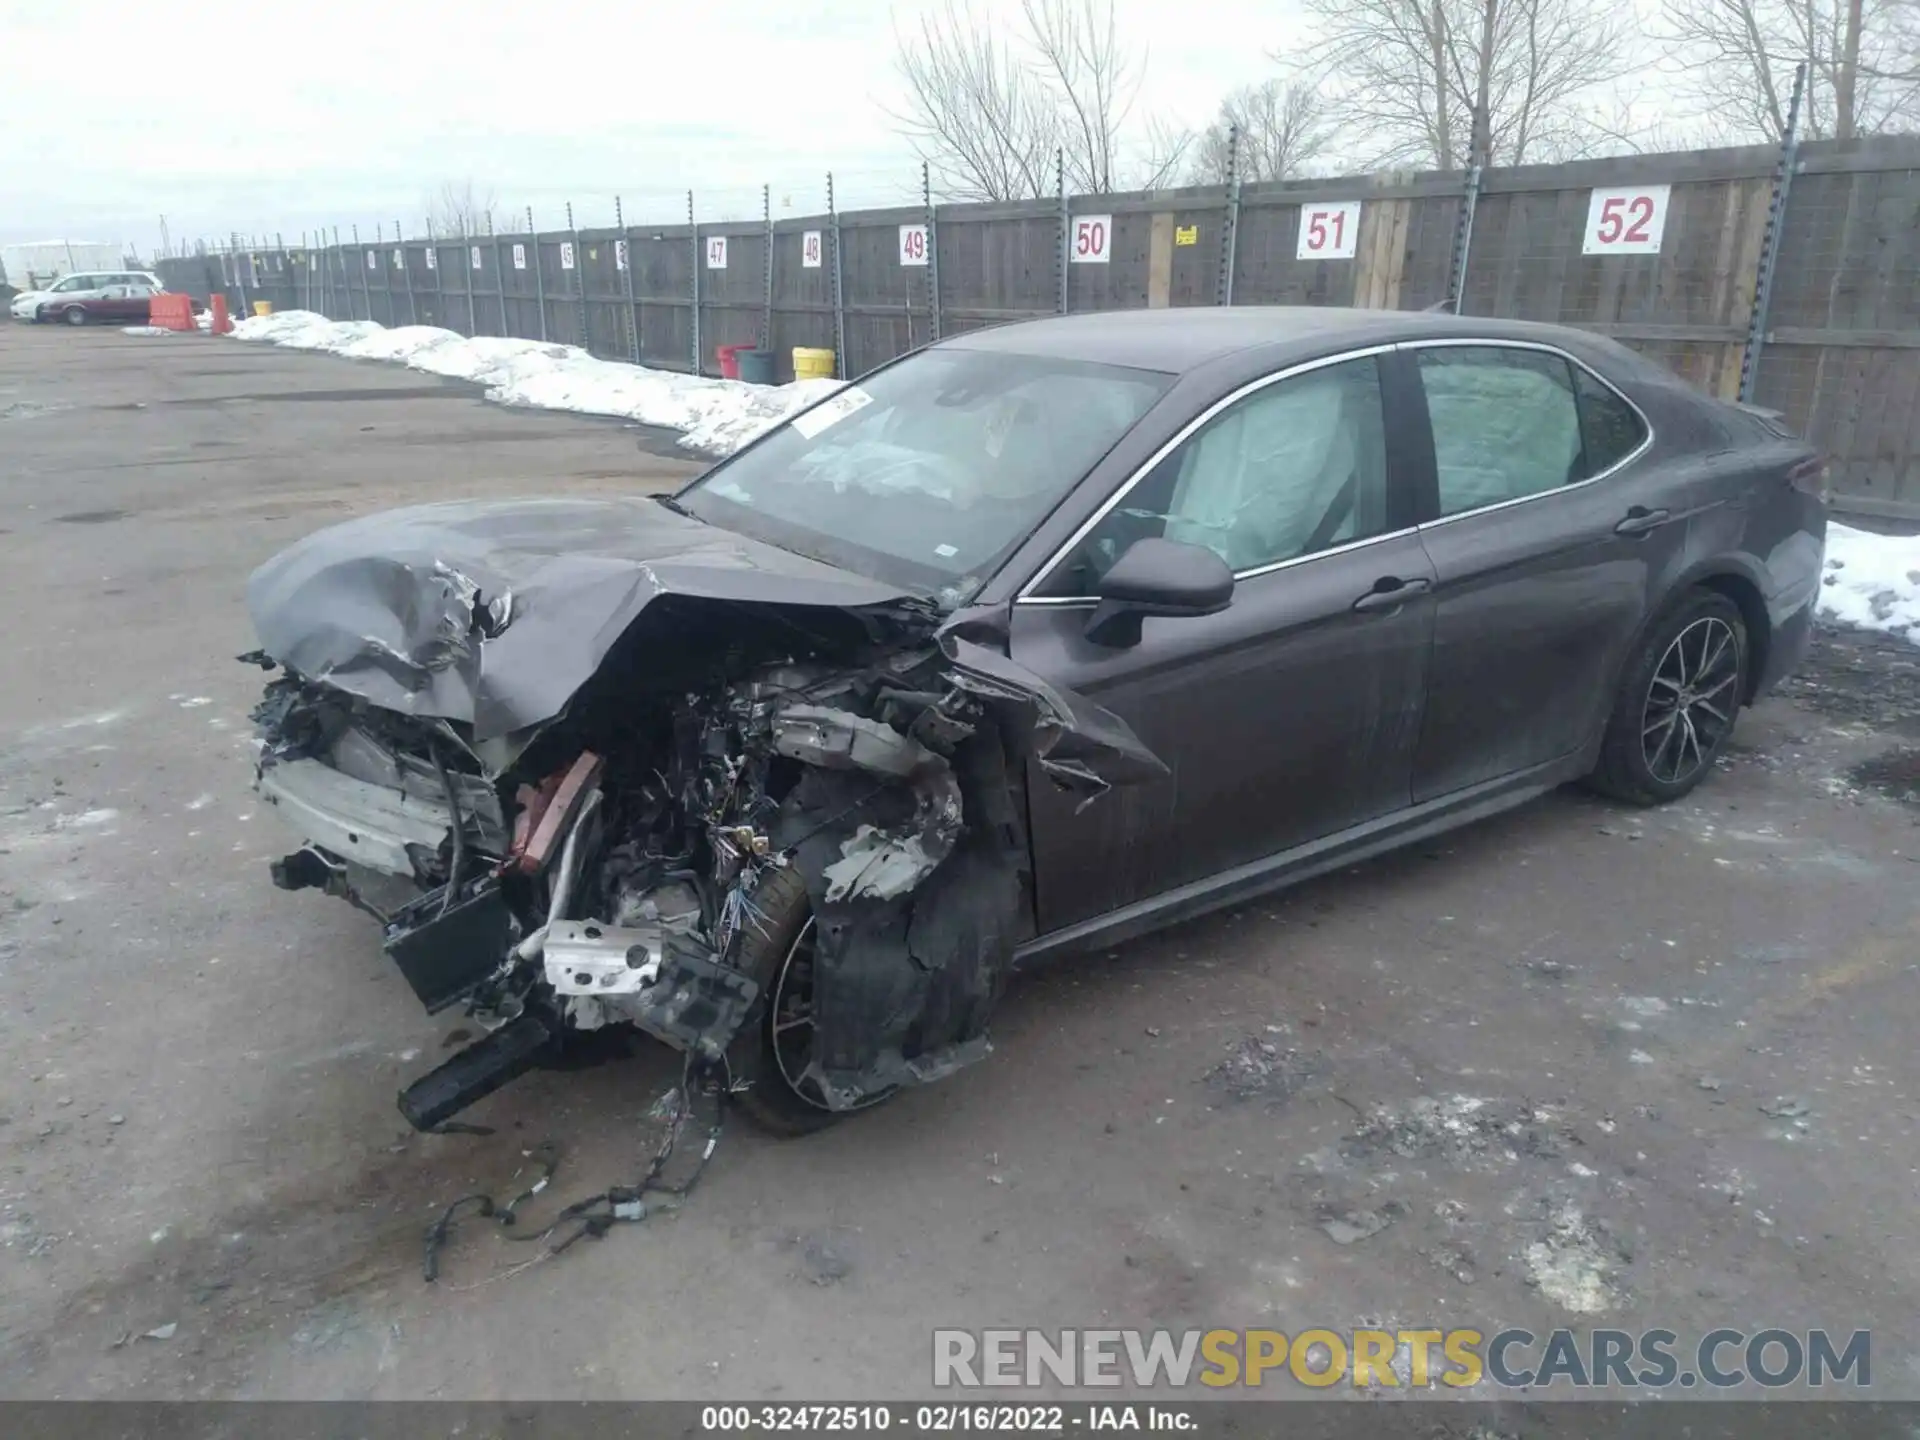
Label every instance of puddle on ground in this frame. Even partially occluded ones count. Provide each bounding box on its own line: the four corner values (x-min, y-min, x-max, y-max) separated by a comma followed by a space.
1848, 746, 1920, 806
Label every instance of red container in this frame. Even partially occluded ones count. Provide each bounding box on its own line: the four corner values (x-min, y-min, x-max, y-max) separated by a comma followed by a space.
716, 342, 753, 380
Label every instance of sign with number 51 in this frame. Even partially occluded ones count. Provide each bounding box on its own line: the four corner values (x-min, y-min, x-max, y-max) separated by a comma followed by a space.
1296, 202, 1362, 260
1583, 185, 1670, 255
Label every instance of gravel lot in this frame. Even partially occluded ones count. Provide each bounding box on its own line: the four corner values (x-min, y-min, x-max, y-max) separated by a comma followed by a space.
2, 323, 1917, 1402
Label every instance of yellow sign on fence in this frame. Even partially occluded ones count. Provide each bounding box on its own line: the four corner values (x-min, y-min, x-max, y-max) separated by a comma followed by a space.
1174, 225, 1198, 246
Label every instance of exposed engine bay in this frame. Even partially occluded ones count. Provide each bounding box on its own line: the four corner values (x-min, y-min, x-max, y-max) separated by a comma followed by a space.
250, 569, 1161, 1135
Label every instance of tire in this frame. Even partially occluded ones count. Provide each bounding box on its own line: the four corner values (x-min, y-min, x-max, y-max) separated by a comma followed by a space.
724, 864, 895, 1136
64, 307, 86, 327
1587, 590, 1748, 806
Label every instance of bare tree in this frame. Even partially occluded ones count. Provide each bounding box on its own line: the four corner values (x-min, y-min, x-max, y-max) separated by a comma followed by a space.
1658, 0, 1920, 140
1189, 80, 1335, 183
424, 179, 496, 238
889, 0, 1190, 200
890, 0, 1058, 201
1294, 0, 1632, 170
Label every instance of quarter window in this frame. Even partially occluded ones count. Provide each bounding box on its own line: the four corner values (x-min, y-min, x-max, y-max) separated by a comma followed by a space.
1041, 355, 1390, 595
1419, 347, 1583, 516
1574, 365, 1648, 474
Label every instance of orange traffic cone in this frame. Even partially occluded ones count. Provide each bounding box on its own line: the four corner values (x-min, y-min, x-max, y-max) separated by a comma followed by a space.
209, 294, 233, 335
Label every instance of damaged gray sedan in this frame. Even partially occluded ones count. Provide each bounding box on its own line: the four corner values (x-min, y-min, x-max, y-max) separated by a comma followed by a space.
245, 308, 1823, 1134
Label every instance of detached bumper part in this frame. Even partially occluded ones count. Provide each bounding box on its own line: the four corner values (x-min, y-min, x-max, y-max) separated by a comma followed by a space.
398, 1012, 554, 1132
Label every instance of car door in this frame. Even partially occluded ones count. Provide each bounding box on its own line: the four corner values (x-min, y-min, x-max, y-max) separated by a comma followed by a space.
1403, 341, 1680, 803
1009, 350, 1437, 934
115, 279, 156, 322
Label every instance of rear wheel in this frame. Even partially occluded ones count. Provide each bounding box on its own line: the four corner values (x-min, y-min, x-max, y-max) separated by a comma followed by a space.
725, 864, 894, 1136
1588, 590, 1747, 805
63, 307, 86, 327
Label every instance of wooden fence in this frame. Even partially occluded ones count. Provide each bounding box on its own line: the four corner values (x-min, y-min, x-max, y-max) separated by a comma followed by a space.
159, 135, 1920, 520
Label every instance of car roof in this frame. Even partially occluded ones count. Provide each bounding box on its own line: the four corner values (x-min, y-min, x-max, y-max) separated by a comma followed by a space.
939, 306, 1624, 375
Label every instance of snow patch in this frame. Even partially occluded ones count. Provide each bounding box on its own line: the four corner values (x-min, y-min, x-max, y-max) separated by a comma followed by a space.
1821, 524, 1920, 643
1524, 1207, 1619, 1313
227, 310, 843, 456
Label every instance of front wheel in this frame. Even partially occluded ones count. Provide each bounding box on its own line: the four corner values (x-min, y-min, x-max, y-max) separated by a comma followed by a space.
63, 307, 86, 327
1587, 590, 1748, 806
724, 864, 894, 1136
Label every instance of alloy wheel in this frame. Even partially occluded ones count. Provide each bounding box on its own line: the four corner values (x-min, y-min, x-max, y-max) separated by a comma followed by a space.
767, 916, 891, 1112
1641, 616, 1739, 785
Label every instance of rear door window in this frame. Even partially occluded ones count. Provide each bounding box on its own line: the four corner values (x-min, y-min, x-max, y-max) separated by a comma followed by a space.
1417, 347, 1584, 517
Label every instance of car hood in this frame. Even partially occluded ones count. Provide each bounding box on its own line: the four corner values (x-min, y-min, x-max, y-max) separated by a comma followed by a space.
247, 495, 919, 741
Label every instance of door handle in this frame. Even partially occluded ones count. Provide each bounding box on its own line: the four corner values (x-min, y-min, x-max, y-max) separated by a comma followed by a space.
1352, 576, 1432, 612
1614, 506, 1671, 536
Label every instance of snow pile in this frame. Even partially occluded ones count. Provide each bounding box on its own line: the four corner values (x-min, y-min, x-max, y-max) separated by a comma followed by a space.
1822, 523, 1920, 643
227, 310, 842, 456
121, 325, 174, 337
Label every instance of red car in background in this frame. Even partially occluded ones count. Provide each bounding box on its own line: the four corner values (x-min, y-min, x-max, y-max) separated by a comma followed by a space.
30, 272, 166, 326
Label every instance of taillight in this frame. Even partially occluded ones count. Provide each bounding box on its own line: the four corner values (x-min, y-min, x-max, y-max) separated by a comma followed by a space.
1787, 456, 1829, 500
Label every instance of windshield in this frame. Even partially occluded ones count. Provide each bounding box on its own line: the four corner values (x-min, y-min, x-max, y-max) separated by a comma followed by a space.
678, 346, 1171, 604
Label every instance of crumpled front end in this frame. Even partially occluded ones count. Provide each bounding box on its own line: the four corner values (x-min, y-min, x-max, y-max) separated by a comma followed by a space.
250, 585, 1162, 1132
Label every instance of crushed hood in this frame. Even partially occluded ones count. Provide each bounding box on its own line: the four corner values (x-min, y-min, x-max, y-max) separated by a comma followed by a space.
247, 496, 914, 740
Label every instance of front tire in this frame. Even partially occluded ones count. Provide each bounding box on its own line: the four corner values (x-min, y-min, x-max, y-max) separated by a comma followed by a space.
1588, 590, 1748, 806
724, 864, 894, 1136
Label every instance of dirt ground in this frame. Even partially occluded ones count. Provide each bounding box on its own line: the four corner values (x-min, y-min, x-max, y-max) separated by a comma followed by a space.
1, 323, 1917, 1402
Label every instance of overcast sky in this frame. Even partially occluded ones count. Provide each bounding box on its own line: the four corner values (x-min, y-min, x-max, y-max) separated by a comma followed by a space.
2, 0, 1319, 254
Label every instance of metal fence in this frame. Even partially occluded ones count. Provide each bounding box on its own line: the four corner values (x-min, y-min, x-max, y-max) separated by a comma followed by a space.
158, 133, 1920, 521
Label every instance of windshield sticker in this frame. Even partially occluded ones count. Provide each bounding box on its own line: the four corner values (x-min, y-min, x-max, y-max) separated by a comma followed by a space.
789, 387, 873, 439
933, 543, 959, 558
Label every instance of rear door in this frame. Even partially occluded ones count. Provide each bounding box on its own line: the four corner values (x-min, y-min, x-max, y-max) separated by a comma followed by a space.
1010, 349, 1437, 934
1403, 341, 1682, 802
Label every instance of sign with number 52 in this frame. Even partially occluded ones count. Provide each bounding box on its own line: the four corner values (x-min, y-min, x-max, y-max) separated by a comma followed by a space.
1297, 202, 1361, 260
1583, 185, 1670, 255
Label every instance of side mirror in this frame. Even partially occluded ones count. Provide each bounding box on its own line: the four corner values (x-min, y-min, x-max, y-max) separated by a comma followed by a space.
1084, 537, 1235, 647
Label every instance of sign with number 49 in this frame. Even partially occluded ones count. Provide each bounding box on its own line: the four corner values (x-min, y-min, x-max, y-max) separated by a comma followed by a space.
898, 224, 928, 267
1583, 185, 1670, 255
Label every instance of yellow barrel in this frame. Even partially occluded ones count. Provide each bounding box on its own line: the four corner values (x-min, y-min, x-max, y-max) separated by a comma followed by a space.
792, 347, 835, 381
252, 301, 273, 317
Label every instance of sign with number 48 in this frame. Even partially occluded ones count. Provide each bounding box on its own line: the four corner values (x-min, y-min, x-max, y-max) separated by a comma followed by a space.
1583, 185, 1670, 255
801, 230, 823, 269
1297, 202, 1362, 260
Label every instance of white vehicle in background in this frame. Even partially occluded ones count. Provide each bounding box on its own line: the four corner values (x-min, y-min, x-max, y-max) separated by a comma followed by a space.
10, 270, 165, 322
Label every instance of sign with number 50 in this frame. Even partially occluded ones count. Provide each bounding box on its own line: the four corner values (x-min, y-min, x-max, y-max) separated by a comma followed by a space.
1297, 202, 1362, 260
1070, 214, 1112, 264
1583, 185, 1670, 255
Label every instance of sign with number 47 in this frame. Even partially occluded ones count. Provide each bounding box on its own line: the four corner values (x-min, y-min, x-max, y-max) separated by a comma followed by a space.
1583, 185, 1670, 255
706, 236, 728, 270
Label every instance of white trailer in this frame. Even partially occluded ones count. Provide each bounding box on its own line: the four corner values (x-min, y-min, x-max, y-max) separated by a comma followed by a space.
1, 240, 127, 292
